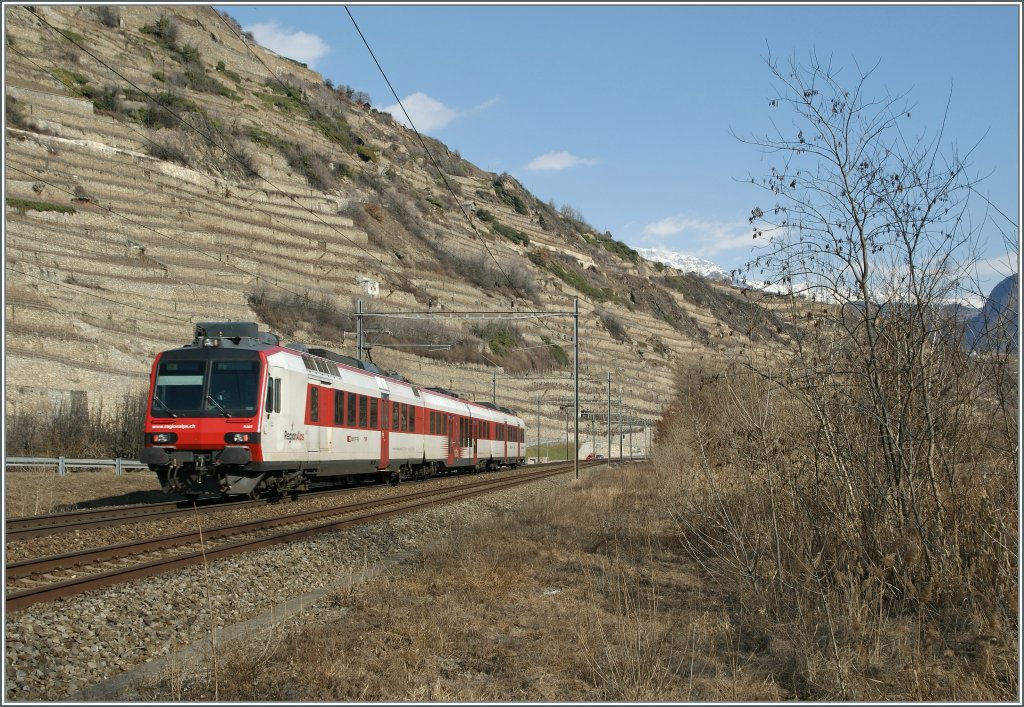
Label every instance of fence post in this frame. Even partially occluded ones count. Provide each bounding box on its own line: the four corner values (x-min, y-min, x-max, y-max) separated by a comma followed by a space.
115, 458, 123, 476
58, 456, 66, 476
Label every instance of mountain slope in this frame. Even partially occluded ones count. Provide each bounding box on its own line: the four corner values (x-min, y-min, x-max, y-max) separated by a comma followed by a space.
3, 5, 794, 435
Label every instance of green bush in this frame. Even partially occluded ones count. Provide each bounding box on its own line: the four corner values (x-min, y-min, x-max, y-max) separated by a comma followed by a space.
476, 208, 495, 222
493, 178, 529, 215
80, 83, 121, 112
6, 198, 76, 215
53, 67, 89, 88
491, 221, 529, 246
140, 13, 179, 49
541, 335, 569, 367
355, 144, 379, 162
472, 321, 523, 356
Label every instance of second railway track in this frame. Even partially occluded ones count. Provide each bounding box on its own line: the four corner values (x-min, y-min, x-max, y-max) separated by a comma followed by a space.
5, 462, 594, 612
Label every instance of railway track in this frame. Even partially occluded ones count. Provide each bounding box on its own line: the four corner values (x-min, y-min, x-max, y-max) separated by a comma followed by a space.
4, 488, 348, 540
5, 462, 595, 612
4, 459, 590, 540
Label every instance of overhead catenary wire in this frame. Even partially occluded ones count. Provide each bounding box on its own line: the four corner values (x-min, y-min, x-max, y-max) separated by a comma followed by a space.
342, 5, 568, 342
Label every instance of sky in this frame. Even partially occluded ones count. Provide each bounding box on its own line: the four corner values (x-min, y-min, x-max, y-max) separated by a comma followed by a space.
214, 2, 1021, 298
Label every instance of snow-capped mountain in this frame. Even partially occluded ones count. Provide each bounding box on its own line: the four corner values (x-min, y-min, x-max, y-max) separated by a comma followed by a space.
636, 248, 730, 280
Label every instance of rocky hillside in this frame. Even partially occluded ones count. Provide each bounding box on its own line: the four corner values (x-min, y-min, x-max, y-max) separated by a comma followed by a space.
3, 5, 794, 438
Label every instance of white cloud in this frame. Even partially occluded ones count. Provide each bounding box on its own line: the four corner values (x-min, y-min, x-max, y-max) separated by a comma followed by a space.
523, 151, 599, 171
244, 20, 330, 69
640, 215, 752, 258
382, 92, 459, 132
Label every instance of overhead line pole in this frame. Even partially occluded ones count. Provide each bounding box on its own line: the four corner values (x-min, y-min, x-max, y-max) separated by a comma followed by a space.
618, 388, 623, 460
607, 371, 612, 461
574, 297, 579, 480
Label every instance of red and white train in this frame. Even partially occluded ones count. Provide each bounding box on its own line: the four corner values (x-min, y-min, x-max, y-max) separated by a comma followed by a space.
140, 322, 526, 498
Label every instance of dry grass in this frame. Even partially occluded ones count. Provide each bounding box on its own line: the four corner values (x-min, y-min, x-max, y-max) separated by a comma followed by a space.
653, 358, 1019, 701
141, 466, 801, 701
4, 469, 167, 517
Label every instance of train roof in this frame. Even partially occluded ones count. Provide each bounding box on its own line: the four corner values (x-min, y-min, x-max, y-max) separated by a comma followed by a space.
180, 323, 522, 420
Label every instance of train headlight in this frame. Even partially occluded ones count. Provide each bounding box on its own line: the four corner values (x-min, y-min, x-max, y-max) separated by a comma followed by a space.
148, 432, 178, 444
224, 432, 260, 444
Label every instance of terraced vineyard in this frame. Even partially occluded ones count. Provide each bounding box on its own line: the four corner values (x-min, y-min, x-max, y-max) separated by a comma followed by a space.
4, 4, 793, 436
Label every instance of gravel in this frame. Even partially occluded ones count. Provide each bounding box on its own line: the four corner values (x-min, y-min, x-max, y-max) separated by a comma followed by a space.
3, 470, 578, 701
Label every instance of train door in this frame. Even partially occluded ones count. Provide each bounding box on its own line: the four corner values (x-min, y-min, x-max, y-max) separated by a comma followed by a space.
472, 418, 479, 465
447, 414, 458, 466
379, 398, 390, 470
375, 378, 390, 470
306, 384, 320, 453
261, 368, 283, 456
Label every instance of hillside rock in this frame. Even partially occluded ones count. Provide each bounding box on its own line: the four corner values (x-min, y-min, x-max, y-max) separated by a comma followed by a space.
3, 4, 793, 436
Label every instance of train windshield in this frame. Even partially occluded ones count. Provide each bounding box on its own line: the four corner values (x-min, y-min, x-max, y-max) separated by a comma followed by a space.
152, 351, 261, 417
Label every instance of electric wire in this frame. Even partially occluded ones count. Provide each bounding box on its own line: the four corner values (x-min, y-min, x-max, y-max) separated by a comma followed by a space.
342, 5, 570, 345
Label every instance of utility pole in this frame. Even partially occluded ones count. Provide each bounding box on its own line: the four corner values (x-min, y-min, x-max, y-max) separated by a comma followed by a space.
356, 298, 364, 360
618, 389, 623, 459
573, 297, 579, 479
564, 406, 569, 461
606, 371, 612, 461
492, 369, 496, 406
536, 397, 540, 464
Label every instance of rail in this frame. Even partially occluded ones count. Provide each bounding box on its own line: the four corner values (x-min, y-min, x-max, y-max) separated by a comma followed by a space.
4, 457, 148, 476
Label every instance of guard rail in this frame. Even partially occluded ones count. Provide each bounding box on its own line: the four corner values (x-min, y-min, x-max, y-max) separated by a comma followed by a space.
4, 457, 149, 476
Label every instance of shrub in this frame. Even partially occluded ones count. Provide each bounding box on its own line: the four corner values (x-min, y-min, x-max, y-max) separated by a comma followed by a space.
541, 335, 569, 367
596, 308, 629, 342
53, 67, 88, 88
6, 198, 76, 215
5, 389, 148, 458
476, 208, 495, 222
81, 83, 120, 113
491, 221, 529, 246
140, 13, 179, 49
246, 289, 353, 344
145, 129, 191, 165
279, 141, 336, 191
355, 144, 379, 162
6, 96, 28, 129
493, 175, 530, 215
472, 321, 523, 356
95, 6, 121, 28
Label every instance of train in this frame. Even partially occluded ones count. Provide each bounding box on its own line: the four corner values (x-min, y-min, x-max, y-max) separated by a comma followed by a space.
139, 322, 527, 499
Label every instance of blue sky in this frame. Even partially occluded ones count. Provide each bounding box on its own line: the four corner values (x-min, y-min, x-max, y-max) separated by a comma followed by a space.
215, 2, 1020, 297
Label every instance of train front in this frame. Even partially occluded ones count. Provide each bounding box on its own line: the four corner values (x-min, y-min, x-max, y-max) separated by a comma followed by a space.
139, 322, 269, 499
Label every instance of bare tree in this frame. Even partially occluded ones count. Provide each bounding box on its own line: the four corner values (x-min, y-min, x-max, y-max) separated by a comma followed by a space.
663, 51, 1024, 693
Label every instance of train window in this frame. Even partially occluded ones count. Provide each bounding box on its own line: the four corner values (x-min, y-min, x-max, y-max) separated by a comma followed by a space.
358, 395, 368, 428
347, 392, 357, 426
409, 406, 416, 432
369, 398, 378, 429
333, 390, 344, 425
401, 404, 408, 432
265, 377, 275, 412
274, 378, 281, 413
392, 402, 400, 431
208, 359, 261, 414
310, 386, 319, 423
